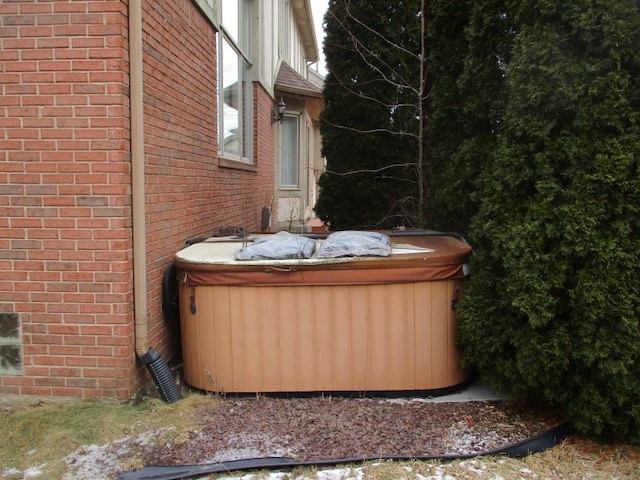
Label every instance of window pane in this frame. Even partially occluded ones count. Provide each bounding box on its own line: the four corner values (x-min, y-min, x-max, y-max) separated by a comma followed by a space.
0, 345, 21, 373
221, 38, 240, 156
280, 115, 299, 187
217, 0, 252, 162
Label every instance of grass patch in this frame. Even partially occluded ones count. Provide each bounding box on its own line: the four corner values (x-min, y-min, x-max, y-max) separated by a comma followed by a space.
206, 449, 640, 480
0, 393, 218, 478
204, 439, 640, 480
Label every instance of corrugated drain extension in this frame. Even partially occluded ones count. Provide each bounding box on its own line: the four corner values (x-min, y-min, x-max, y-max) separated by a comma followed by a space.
138, 348, 182, 404
118, 422, 572, 480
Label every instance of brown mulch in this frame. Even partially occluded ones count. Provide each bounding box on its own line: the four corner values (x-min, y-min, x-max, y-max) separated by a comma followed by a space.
143, 396, 565, 466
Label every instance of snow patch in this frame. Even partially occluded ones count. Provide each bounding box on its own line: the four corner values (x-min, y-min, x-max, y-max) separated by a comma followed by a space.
62, 428, 173, 480
204, 432, 299, 463
1, 465, 45, 479
459, 459, 488, 475
443, 420, 514, 454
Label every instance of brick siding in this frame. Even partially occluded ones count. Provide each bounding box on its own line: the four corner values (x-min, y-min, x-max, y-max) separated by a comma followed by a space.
0, 0, 276, 399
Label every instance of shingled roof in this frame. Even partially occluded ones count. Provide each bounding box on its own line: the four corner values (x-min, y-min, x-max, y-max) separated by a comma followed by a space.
275, 62, 323, 98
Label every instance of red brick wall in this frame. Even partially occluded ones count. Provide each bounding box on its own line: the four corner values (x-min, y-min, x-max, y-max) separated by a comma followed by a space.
141, 0, 275, 358
0, 0, 135, 399
0, 0, 276, 399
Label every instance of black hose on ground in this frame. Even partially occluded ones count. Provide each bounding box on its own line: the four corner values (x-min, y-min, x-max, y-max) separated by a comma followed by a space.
118, 422, 572, 480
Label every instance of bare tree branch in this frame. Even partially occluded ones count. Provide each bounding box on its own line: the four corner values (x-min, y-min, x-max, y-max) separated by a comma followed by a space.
321, 117, 419, 139
320, 1, 429, 228
339, 0, 421, 61
324, 163, 418, 176
327, 4, 416, 94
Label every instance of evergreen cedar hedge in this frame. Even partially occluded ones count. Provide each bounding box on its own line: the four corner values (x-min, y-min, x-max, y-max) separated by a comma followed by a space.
458, 0, 640, 445
319, 0, 640, 445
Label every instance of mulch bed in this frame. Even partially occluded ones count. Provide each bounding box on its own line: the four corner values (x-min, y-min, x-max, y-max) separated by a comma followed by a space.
143, 396, 565, 466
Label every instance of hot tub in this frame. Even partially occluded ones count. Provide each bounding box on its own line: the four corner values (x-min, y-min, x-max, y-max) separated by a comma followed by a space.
174, 232, 472, 394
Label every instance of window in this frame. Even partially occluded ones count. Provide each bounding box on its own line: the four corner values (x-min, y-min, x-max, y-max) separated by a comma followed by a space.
0, 313, 21, 375
280, 114, 299, 188
279, 0, 290, 57
218, 0, 253, 162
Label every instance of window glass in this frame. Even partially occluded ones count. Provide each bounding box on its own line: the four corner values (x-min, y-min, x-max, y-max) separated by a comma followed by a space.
220, 39, 240, 156
280, 115, 299, 188
218, 0, 252, 162
0, 313, 22, 375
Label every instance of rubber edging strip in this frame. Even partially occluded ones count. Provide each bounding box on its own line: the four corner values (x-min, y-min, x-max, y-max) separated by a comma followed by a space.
118, 422, 572, 480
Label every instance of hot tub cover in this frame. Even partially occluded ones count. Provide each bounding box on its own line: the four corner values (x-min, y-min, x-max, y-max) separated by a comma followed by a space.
317, 231, 391, 258
175, 233, 472, 287
236, 231, 316, 260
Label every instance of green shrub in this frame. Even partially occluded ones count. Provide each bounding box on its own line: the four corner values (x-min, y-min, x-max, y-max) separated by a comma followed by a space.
458, 0, 640, 445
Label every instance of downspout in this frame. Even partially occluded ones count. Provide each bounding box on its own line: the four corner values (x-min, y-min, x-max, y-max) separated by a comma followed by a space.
129, 0, 148, 358
128, 0, 182, 403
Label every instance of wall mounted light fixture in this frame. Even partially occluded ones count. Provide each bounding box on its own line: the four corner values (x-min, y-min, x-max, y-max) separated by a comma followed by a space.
271, 97, 286, 124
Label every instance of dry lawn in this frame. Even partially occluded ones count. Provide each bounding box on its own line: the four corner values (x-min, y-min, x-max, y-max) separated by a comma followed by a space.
204, 435, 640, 479
0, 394, 215, 479
1, 393, 639, 479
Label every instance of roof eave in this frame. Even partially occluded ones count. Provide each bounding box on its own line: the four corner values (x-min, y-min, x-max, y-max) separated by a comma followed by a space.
291, 0, 319, 63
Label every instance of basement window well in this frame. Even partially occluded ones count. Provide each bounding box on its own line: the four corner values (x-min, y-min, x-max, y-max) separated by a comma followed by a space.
0, 313, 22, 374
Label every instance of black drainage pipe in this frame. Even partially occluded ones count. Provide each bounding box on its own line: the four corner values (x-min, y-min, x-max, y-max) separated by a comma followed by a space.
119, 422, 572, 480
138, 348, 182, 403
